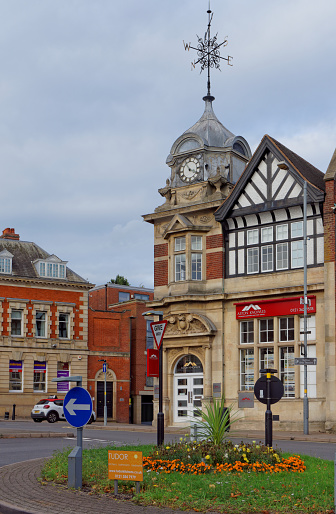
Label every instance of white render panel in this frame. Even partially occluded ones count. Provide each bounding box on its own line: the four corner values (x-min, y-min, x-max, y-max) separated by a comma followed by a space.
237, 193, 250, 208
276, 175, 295, 200
259, 212, 273, 224
229, 233, 235, 248
317, 237, 324, 263
237, 249, 244, 274
271, 168, 287, 195
271, 158, 280, 174
288, 206, 302, 219
227, 219, 235, 230
288, 183, 302, 199
233, 203, 239, 210
314, 203, 320, 215
244, 181, 264, 204
307, 220, 314, 236
251, 172, 267, 198
307, 238, 314, 265
237, 231, 244, 246
245, 214, 258, 227
236, 217, 244, 229
274, 209, 287, 222
316, 218, 324, 234
258, 159, 267, 176
307, 205, 314, 216
229, 250, 236, 275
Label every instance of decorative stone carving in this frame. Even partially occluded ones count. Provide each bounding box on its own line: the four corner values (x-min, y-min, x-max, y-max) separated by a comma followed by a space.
199, 215, 212, 224
180, 188, 202, 201
166, 313, 216, 335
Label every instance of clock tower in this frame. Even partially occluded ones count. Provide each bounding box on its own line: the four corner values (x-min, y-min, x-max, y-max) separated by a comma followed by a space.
143, 6, 251, 426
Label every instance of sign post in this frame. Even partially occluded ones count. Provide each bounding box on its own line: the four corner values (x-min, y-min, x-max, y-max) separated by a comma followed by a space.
254, 369, 284, 447
52, 376, 93, 489
108, 450, 143, 494
142, 311, 167, 446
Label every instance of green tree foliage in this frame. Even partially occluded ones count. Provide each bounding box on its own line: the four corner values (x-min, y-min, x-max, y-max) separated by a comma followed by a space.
110, 274, 130, 286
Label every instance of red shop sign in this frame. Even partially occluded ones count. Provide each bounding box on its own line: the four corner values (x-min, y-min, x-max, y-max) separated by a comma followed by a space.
147, 348, 159, 377
235, 295, 316, 319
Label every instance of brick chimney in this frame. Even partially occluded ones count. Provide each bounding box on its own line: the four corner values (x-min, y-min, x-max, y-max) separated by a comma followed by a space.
0, 228, 20, 240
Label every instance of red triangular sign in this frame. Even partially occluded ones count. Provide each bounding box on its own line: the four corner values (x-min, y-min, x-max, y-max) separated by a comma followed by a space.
150, 320, 168, 349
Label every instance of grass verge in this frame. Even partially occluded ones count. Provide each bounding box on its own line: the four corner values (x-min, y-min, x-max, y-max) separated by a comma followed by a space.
41, 443, 334, 513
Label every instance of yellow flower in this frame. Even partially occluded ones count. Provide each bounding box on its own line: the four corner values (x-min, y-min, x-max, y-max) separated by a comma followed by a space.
165, 446, 170, 449
205, 455, 210, 460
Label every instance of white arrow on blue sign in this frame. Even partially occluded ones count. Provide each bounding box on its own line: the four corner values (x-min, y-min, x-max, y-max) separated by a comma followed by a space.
64, 386, 93, 428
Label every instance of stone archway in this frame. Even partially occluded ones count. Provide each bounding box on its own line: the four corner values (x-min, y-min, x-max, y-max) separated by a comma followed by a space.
94, 368, 116, 420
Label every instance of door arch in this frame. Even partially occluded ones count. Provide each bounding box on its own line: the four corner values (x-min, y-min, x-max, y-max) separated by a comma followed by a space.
174, 354, 204, 423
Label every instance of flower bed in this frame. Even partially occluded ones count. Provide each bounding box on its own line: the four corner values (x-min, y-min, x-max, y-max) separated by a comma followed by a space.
144, 440, 306, 475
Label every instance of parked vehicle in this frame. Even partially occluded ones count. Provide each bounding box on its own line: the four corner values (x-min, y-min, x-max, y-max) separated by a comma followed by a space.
31, 396, 96, 424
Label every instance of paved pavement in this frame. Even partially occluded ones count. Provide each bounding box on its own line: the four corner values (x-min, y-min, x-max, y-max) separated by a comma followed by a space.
1, 422, 336, 513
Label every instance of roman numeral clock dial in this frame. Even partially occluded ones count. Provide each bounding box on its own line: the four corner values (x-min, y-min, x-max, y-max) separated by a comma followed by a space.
179, 157, 200, 183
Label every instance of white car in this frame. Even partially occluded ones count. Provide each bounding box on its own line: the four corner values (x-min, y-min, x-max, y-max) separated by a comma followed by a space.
31, 396, 96, 424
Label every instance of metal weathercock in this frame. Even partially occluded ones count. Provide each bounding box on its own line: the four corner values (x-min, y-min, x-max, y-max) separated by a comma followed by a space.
183, 1, 233, 98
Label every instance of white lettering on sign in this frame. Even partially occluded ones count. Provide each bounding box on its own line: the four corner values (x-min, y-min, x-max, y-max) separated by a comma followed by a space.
109, 453, 129, 461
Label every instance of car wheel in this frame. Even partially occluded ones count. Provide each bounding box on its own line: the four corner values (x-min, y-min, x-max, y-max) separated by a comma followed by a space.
33, 418, 43, 423
47, 411, 58, 423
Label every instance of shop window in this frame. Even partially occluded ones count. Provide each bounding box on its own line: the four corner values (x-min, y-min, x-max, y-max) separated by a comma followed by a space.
11, 310, 22, 336
280, 346, 295, 397
299, 345, 316, 398
9, 360, 23, 391
260, 347, 275, 371
279, 317, 294, 342
240, 320, 254, 344
36, 311, 46, 338
57, 362, 70, 393
240, 349, 254, 390
33, 361, 46, 392
259, 319, 274, 343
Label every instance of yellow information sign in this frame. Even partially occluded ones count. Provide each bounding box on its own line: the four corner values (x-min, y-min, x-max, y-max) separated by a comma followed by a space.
108, 450, 143, 481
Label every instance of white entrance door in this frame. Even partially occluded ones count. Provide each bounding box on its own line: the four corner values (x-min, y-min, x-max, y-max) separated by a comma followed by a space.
174, 374, 203, 422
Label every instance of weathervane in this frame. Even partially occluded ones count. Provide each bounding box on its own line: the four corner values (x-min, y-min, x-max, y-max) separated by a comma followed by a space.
183, 1, 233, 99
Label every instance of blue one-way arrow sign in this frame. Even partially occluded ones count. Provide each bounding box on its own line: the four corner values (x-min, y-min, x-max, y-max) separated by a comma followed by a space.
64, 386, 93, 428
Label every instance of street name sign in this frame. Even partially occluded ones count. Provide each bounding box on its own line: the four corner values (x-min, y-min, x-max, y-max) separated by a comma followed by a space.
64, 386, 93, 428
150, 320, 168, 349
294, 357, 317, 366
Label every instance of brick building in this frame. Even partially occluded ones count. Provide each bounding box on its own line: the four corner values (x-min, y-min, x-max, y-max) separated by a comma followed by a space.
88, 283, 154, 424
0, 228, 93, 419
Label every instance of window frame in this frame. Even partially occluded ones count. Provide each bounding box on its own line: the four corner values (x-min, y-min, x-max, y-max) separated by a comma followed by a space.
247, 247, 259, 274
259, 319, 274, 343
276, 242, 288, 270
279, 317, 295, 342
291, 240, 304, 268
240, 320, 254, 344
36, 311, 46, 338
280, 346, 295, 398
261, 245, 273, 272
9, 360, 23, 392
11, 310, 23, 337
59, 313, 70, 339
240, 348, 254, 391
33, 361, 46, 392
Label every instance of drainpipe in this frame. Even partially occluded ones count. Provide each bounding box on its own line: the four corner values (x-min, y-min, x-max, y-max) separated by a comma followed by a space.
129, 316, 135, 424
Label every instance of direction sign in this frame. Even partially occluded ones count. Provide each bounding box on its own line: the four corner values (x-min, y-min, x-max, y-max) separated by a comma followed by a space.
294, 357, 317, 366
254, 376, 284, 405
64, 386, 93, 428
150, 320, 168, 349
103, 362, 107, 373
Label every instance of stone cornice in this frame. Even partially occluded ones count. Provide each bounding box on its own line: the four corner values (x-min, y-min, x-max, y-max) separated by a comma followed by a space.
0, 275, 93, 291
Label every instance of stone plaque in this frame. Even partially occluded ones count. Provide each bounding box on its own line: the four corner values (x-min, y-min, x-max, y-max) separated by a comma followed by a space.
213, 383, 221, 398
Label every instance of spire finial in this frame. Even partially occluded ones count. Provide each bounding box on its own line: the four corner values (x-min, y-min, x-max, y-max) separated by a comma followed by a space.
183, 2, 233, 101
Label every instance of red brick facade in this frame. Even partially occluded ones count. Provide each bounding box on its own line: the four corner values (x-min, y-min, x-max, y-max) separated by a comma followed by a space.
206, 251, 224, 280
323, 179, 336, 263
154, 243, 168, 258
154, 260, 168, 287
206, 233, 224, 249
88, 284, 154, 424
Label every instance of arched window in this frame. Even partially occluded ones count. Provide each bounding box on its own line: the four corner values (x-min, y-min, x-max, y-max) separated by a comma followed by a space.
175, 354, 203, 374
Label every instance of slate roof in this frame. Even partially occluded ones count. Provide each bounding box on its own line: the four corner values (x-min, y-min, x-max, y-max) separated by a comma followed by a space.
0, 238, 89, 284
269, 136, 325, 192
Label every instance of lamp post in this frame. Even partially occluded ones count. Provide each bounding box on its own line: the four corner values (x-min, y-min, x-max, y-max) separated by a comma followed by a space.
142, 310, 164, 446
98, 359, 107, 426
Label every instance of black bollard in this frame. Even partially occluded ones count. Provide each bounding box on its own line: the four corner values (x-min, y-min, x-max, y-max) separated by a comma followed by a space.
12, 404, 16, 420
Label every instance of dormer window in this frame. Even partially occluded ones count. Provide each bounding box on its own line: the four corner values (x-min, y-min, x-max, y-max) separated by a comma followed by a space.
0, 249, 13, 274
33, 255, 67, 279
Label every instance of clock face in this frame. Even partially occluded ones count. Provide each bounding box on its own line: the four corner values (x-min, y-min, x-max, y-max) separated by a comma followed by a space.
179, 157, 200, 183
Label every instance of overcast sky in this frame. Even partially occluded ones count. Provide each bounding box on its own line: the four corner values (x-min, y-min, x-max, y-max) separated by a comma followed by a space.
0, 0, 335, 289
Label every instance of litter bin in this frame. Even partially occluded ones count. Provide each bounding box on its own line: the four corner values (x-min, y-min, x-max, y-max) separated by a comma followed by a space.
221, 407, 230, 432
4, 412, 9, 420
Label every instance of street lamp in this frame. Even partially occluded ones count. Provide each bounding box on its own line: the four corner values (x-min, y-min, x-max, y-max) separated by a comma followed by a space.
98, 359, 107, 426
142, 310, 164, 446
